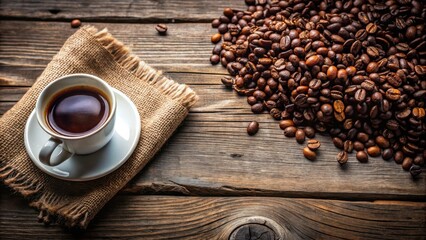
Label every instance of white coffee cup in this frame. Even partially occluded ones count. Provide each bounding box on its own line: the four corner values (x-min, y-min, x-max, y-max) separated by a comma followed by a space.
35, 74, 117, 166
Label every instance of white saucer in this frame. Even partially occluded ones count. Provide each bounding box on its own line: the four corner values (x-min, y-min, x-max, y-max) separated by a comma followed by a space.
24, 88, 141, 181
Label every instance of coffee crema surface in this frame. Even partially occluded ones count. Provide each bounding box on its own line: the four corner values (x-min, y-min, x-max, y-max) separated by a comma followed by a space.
46, 86, 110, 137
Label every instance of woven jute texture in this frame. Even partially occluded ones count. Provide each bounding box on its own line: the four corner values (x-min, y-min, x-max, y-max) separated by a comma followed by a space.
0, 26, 198, 228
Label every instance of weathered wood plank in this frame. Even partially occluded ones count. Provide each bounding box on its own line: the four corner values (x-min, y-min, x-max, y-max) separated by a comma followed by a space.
0, 21, 225, 87
0, 0, 246, 22
0, 187, 425, 239
1, 21, 425, 200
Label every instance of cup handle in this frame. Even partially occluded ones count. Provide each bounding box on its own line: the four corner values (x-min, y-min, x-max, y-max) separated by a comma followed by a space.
39, 138, 73, 166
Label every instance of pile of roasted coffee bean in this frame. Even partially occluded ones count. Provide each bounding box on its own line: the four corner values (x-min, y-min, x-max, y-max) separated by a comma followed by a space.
210, 0, 425, 177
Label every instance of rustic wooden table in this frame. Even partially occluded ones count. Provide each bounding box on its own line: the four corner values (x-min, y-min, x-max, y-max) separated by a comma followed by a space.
0, 1, 425, 239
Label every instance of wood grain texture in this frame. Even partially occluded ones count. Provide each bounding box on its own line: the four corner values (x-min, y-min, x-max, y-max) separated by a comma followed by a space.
0, 0, 246, 22
0, 187, 425, 240
0, 20, 425, 200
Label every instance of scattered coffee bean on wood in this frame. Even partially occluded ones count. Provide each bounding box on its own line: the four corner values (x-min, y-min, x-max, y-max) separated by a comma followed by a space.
71, 19, 81, 28
283, 126, 297, 138
409, 165, 422, 177
307, 139, 321, 151
155, 24, 168, 34
247, 121, 259, 136
295, 129, 306, 144
303, 147, 316, 161
210, 0, 425, 176
336, 151, 348, 165
356, 151, 369, 163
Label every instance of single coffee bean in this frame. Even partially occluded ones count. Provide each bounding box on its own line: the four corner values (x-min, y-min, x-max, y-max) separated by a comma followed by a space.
223, 8, 234, 18
350, 40, 361, 55
71, 19, 81, 28
307, 139, 321, 151
284, 126, 297, 137
332, 137, 344, 149
356, 151, 369, 163
303, 147, 317, 161
344, 140, 353, 153
336, 151, 348, 165
210, 55, 220, 65
306, 55, 320, 67
279, 119, 294, 130
412, 107, 426, 119
366, 23, 377, 34
402, 157, 413, 171
327, 66, 338, 80
354, 89, 366, 102
321, 103, 333, 115
385, 88, 401, 101
221, 76, 233, 88
155, 24, 168, 34
295, 129, 306, 144
394, 151, 404, 164
247, 121, 259, 136
304, 126, 316, 138
375, 136, 390, 148
251, 103, 264, 114
367, 146, 381, 157
211, 33, 222, 43
333, 100, 345, 113
414, 155, 424, 166
382, 148, 393, 160
409, 165, 422, 177
211, 19, 221, 28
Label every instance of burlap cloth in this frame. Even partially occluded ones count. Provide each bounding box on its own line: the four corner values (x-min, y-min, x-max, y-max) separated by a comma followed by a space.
0, 26, 198, 228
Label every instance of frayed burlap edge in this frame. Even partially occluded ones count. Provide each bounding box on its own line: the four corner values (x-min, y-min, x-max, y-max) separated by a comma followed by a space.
0, 26, 198, 228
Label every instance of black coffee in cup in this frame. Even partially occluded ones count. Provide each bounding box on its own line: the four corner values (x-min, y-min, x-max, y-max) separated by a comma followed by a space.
46, 86, 110, 137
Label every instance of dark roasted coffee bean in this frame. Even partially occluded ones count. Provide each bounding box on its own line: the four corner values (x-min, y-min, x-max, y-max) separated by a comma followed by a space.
366, 46, 379, 58
279, 36, 291, 50
333, 137, 344, 149
365, 23, 377, 34
221, 76, 233, 88
402, 157, 413, 171
251, 103, 264, 113
210, 1, 425, 177
247, 121, 259, 136
382, 148, 393, 160
295, 129, 306, 144
155, 24, 168, 34
356, 151, 369, 163
307, 139, 321, 151
409, 165, 422, 177
336, 151, 348, 165
211, 19, 221, 28
304, 127, 316, 138
303, 147, 317, 161
354, 89, 366, 102
284, 126, 297, 137
344, 140, 354, 153
414, 156, 424, 166
385, 88, 401, 101
353, 141, 364, 151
